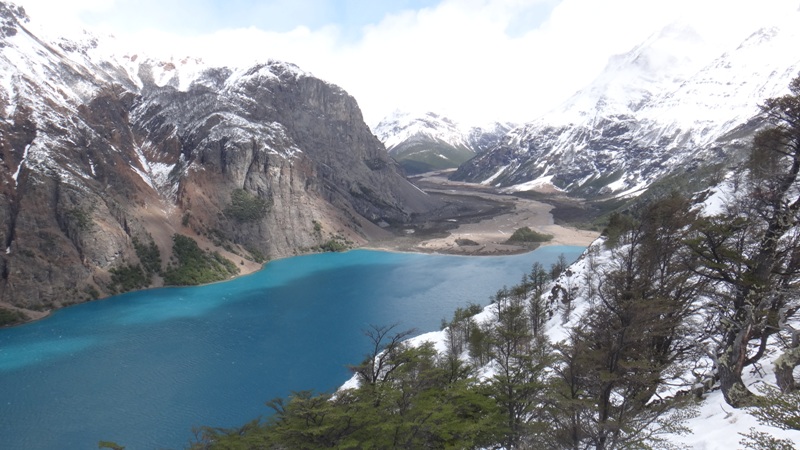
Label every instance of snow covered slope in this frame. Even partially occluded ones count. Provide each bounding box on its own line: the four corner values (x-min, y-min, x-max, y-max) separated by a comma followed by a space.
452, 8, 800, 198
380, 234, 799, 448
374, 111, 512, 174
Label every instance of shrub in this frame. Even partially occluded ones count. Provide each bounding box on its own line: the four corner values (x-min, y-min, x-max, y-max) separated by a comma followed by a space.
0, 307, 26, 327
318, 239, 348, 253
109, 264, 149, 293
245, 246, 267, 264
64, 207, 93, 231
505, 227, 553, 244
132, 237, 161, 275
162, 235, 239, 286
225, 189, 269, 222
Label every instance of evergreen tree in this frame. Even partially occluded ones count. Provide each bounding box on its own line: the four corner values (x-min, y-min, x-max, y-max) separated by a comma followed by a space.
527, 262, 550, 336
485, 287, 551, 448
548, 194, 701, 449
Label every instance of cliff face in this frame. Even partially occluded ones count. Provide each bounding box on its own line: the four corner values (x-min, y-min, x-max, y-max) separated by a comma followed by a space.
0, 3, 438, 316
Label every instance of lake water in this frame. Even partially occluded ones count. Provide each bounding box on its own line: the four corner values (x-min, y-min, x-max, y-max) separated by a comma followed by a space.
0, 246, 584, 449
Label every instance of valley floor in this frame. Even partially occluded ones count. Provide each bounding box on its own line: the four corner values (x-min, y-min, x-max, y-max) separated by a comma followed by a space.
365, 170, 600, 255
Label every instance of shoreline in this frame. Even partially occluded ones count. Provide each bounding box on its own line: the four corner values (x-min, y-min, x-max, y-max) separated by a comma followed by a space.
3, 174, 601, 328
363, 200, 600, 257
2, 233, 598, 330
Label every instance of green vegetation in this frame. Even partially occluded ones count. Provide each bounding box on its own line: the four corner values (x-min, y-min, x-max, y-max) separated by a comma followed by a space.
317, 238, 348, 252
132, 237, 161, 276
684, 76, 800, 407
205, 228, 227, 247
162, 235, 239, 286
225, 189, 269, 222
601, 210, 638, 248
740, 386, 800, 449
109, 264, 149, 293
108, 236, 162, 294
0, 307, 26, 327
392, 141, 475, 175
83, 285, 100, 300
311, 233, 352, 253
505, 226, 553, 244
190, 326, 506, 449
244, 245, 266, 264
64, 207, 93, 231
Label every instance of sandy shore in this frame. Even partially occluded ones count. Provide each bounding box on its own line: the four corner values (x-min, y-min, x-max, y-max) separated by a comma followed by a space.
366, 172, 600, 255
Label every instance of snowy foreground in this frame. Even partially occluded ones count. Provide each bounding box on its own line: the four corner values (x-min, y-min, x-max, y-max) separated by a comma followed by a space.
340, 239, 800, 449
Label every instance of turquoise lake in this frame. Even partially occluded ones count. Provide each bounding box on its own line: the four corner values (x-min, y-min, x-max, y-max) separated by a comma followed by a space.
0, 246, 584, 449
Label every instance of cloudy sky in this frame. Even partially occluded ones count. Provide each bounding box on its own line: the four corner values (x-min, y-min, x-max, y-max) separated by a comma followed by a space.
11, 0, 795, 126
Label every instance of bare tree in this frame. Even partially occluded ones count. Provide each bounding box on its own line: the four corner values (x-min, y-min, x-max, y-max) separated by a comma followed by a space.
351, 323, 417, 386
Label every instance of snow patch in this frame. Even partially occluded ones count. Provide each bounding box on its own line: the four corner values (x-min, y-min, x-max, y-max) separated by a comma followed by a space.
149, 162, 175, 187
611, 179, 649, 199
503, 175, 564, 193
698, 174, 736, 216
481, 164, 508, 186
12, 143, 32, 187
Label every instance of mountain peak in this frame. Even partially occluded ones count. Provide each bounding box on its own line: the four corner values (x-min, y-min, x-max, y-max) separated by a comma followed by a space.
0, 2, 27, 44
373, 111, 514, 175
452, 10, 800, 198
0, 2, 27, 23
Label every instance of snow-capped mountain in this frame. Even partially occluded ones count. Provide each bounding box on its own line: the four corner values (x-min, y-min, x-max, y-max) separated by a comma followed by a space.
373, 111, 513, 174
0, 2, 438, 316
452, 9, 800, 198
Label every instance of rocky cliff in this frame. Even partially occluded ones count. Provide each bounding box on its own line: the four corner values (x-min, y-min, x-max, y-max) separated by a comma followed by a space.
0, 3, 438, 319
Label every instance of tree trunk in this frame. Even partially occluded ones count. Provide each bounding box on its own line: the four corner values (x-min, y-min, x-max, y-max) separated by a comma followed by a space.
718, 327, 755, 408
718, 361, 754, 407
775, 345, 800, 392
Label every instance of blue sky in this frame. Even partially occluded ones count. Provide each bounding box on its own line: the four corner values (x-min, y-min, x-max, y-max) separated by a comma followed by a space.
79, 0, 449, 38
13, 0, 789, 126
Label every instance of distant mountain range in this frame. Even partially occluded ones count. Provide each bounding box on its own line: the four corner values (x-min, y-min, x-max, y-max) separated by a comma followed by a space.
373, 111, 513, 175
453, 14, 800, 198
377, 11, 800, 199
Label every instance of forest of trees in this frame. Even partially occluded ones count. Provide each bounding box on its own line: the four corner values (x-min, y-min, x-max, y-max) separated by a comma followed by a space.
165, 76, 800, 450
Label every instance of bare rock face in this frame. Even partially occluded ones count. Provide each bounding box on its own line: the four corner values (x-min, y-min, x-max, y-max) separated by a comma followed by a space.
0, 4, 439, 319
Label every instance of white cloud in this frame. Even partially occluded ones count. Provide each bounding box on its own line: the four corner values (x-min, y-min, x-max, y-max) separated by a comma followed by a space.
12, 0, 113, 33
10, 0, 800, 126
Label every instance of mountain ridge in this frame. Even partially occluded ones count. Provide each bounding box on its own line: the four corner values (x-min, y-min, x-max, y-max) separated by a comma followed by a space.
450, 11, 800, 199
0, 2, 439, 319
373, 110, 513, 175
